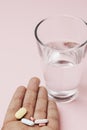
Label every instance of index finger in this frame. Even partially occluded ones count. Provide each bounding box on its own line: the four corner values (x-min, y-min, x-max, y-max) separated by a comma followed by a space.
47, 100, 60, 130
23, 77, 40, 118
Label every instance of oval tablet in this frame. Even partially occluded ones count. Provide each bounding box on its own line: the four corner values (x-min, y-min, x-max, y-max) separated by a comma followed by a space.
21, 118, 35, 126
15, 107, 27, 119
35, 119, 49, 124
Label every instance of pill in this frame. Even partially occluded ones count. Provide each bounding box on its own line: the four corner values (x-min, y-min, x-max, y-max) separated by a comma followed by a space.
39, 123, 46, 127
21, 118, 35, 126
30, 117, 35, 121
35, 119, 49, 124
15, 107, 27, 119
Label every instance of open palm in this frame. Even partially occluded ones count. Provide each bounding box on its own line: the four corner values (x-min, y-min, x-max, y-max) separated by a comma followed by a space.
2, 78, 59, 130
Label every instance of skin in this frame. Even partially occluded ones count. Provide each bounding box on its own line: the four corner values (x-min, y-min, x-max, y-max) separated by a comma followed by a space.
2, 77, 60, 130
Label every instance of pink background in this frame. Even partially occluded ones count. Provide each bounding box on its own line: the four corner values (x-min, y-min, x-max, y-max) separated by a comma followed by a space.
0, 0, 87, 129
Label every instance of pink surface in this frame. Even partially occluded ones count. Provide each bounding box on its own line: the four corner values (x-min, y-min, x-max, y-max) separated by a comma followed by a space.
0, 0, 87, 130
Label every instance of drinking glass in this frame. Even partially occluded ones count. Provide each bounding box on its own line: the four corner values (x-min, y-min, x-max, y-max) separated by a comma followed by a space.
34, 15, 87, 103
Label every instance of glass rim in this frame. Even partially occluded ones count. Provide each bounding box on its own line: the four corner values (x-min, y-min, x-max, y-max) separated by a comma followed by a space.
34, 15, 87, 52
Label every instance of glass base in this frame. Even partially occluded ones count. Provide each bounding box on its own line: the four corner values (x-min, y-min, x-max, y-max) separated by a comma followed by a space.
47, 88, 78, 103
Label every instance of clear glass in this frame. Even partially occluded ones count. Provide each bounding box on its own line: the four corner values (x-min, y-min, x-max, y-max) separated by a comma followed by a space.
34, 15, 87, 103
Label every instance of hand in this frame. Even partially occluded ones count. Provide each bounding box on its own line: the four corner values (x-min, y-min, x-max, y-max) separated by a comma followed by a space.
2, 77, 60, 130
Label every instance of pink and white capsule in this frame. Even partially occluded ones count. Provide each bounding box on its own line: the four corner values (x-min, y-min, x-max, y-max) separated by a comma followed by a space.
35, 119, 49, 124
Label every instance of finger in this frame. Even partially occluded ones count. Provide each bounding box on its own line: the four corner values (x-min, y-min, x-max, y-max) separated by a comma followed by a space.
34, 87, 48, 119
4, 86, 26, 124
47, 100, 60, 130
23, 77, 40, 118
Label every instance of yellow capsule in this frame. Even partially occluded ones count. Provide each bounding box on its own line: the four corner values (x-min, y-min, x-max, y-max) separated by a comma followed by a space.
15, 107, 27, 119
